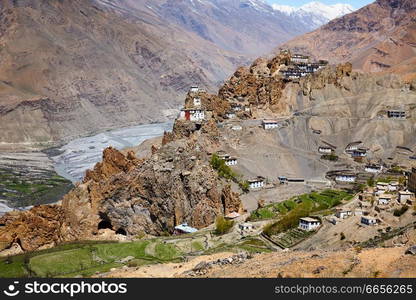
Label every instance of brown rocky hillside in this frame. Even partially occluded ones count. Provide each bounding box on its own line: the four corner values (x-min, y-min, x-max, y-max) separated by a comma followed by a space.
280, 0, 416, 81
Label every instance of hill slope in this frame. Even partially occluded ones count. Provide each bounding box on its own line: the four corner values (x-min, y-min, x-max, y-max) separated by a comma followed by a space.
280, 0, 416, 81
0, 0, 316, 150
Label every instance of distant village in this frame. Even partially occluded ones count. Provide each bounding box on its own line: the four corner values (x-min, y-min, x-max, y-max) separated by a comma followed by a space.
171, 50, 416, 241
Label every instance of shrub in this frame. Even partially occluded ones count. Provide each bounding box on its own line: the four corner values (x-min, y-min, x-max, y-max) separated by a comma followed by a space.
321, 154, 338, 161
214, 216, 234, 235
210, 154, 237, 180
393, 205, 409, 217
340, 232, 346, 240
367, 178, 375, 187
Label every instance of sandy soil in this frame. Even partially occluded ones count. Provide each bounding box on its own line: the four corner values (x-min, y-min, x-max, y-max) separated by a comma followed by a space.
99, 252, 235, 278
194, 246, 416, 278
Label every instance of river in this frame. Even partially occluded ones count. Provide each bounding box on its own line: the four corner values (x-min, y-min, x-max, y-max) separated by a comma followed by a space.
51, 122, 173, 183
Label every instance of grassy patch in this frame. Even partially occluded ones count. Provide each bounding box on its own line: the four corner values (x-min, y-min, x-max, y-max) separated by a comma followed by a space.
210, 154, 249, 192
0, 240, 182, 278
261, 190, 353, 236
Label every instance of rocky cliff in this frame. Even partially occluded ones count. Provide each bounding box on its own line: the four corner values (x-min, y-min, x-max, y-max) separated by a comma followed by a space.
0, 128, 242, 252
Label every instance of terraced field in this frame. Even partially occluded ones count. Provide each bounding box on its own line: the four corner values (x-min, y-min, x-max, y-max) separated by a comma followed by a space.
0, 240, 181, 278
267, 228, 315, 249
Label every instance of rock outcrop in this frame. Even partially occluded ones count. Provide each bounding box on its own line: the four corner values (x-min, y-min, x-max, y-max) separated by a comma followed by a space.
0, 125, 242, 252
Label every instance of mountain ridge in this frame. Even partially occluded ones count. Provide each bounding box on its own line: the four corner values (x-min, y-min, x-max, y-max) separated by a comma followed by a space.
279, 0, 416, 81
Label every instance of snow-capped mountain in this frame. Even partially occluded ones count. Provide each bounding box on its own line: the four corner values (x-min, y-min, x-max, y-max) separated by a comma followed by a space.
272, 1, 355, 29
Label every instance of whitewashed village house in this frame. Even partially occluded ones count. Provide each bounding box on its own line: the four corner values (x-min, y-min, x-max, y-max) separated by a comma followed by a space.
335, 209, 352, 219
262, 120, 279, 130
179, 108, 205, 122
248, 177, 265, 189
193, 97, 201, 107
398, 191, 414, 204
218, 154, 237, 166
335, 173, 356, 183
298, 217, 320, 231
291, 54, 309, 64
361, 216, 377, 226
388, 182, 399, 191
345, 141, 362, 152
174, 223, 198, 235
378, 194, 393, 205
365, 164, 383, 173
318, 146, 334, 154
387, 110, 406, 119
189, 86, 199, 93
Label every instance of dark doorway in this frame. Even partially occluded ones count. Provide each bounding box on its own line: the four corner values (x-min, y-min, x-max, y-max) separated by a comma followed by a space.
115, 228, 127, 236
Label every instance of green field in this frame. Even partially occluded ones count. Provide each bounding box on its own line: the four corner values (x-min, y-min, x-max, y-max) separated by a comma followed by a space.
255, 189, 353, 236
0, 168, 73, 207
0, 240, 182, 278
250, 189, 353, 222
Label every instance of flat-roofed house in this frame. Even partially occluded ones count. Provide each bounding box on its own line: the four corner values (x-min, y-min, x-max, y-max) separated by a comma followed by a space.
351, 148, 367, 157
193, 97, 201, 107
345, 141, 362, 152
189, 86, 199, 93
335, 173, 357, 183
218, 154, 237, 166
361, 216, 377, 226
180, 108, 205, 122
298, 217, 320, 231
378, 194, 393, 205
174, 223, 198, 235
318, 146, 334, 154
387, 110, 406, 119
398, 191, 414, 204
231, 125, 242, 131
335, 209, 352, 219
248, 177, 265, 189
262, 119, 279, 130
225, 212, 240, 220
365, 165, 383, 173
291, 54, 310, 64
376, 182, 389, 191
388, 182, 399, 191
226, 112, 236, 119
239, 222, 253, 232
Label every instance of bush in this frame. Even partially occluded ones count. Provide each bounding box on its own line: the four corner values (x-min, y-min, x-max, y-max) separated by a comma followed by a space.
367, 178, 375, 187
340, 232, 346, 240
393, 205, 409, 217
210, 154, 237, 180
210, 154, 249, 193
321, 154, 338, 161
214, 216, 234, 235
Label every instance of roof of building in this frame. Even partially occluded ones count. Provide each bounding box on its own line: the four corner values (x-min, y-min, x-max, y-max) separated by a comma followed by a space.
377, 182, 389, 186
399, 191, 414, 195
181, 107, 204, 111
225, 212, 240, 219
262, 119, 279, 123
346, 141, 362, 148
174, 223, 198, 233
365, 164, 382, 168
239, 222, 253, 227
362, 216, 377, 220
378, 194, 393, 199
300, 217, 320, 223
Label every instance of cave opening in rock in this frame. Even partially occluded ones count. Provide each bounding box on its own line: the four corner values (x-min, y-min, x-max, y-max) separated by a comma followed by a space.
115, 228, 127, 236
97, 213, 113, 230
98, 220, 113, 230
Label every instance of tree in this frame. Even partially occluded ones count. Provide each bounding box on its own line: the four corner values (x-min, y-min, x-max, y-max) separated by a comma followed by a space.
214, 216, 234, 235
